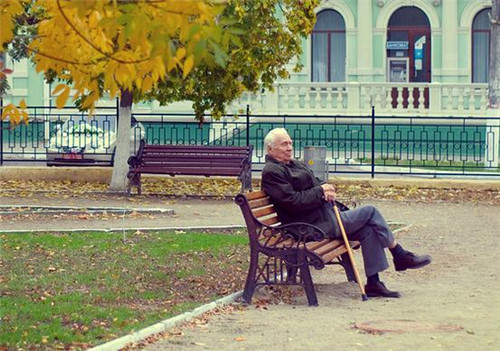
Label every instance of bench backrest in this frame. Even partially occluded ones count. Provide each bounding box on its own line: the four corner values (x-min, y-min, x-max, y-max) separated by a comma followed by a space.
132, 142, 253, 177
235, 190, 284, 244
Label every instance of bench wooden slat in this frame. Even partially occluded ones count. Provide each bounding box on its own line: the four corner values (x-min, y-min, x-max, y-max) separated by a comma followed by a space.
252, 206, 276, 219
312, 240, 345, 256
260, 217, 280, 226
320, 245, 350, 263
245, 190, 268, 201
142, 155, 247, 161
138, 167, 242, 175
144, 145, 249, 152
248, 198, 272, 210
259, 234, 294, 248
304, 239, 334, 251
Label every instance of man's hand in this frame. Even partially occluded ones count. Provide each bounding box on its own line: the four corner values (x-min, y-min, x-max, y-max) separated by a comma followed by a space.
321, 184, 336, 202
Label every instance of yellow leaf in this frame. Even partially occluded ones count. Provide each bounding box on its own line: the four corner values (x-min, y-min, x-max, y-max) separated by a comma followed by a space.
176, 47, 186, 60
142, 76, 153, 92
51, 84, 67, 96
182, 55, 194, 79
19, 99, 27, 109
55, 86, 71, 109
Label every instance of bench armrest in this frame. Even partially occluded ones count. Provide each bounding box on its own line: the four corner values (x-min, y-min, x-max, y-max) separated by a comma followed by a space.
258, 222, 336, 269
273, 222, 327, 243
128, 139, 146, 168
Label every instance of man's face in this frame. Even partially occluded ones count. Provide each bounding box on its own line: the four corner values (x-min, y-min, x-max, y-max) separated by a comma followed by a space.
268, 132, 293, 163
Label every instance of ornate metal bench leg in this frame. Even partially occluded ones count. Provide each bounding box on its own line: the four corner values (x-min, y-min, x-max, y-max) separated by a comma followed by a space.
300, 263, 318, 306
137, 173, 142, 195
340, 253, 356, 282
285, 254, 298, 282
242, 253, 259, 304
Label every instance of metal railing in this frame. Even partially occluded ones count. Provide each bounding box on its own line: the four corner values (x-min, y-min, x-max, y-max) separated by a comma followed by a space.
1, 105, 499, 178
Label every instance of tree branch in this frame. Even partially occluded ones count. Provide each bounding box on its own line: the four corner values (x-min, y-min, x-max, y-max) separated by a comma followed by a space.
56, 0, 151, 64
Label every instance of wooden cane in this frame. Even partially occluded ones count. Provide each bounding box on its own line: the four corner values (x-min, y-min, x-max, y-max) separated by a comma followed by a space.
333, 204, 368, 301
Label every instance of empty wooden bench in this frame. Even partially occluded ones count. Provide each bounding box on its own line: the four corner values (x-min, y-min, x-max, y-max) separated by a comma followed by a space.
127, 141, 253, 194
235, 190, 360, 306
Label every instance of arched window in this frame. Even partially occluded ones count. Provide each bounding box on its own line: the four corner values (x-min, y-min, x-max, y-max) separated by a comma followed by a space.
472, 8, 491, 83
387, 6, 431, 83
311, 10, 346, 82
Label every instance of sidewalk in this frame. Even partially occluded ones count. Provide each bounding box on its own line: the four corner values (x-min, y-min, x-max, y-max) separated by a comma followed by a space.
0, 194, 245, 232
137, 199, 500, 351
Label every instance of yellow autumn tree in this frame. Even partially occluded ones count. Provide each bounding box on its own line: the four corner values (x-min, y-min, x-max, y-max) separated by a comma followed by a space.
1, 0, 236, 191
0, 0, 28, 123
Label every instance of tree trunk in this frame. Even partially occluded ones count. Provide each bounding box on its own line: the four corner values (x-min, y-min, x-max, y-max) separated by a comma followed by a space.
109, 89, 133, 192
489, 0, 500, 108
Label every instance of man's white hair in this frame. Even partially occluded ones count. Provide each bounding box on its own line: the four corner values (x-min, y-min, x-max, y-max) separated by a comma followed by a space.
264, 128, 290, 154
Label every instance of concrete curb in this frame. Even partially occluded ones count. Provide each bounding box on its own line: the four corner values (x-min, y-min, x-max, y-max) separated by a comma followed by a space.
88, 290, 243, 351
0, 205, 174, 216
0, 225, 246, 234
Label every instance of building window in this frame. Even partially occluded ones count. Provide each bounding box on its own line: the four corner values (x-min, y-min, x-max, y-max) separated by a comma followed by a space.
472, 8, 491, 83
311, 10, 346, 82
387, 6, 431, 83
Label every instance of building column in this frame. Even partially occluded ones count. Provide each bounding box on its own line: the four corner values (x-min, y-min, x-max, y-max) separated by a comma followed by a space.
441, 0, 458, 78
357, 0, 373, 80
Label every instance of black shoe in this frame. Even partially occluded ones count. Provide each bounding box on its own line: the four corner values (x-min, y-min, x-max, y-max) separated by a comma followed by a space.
365, 281, 401, 298
394, 252, 432, 271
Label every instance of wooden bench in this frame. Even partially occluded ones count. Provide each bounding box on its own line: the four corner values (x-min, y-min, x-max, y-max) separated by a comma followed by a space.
127, 141, 253, 195
235, 190, 360, 306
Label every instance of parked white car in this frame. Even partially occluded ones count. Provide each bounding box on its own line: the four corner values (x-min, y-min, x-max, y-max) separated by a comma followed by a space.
46, 118, 145, 166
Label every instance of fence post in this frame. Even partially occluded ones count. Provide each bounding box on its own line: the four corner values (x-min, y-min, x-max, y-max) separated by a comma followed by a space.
485, 109, 500, 168
246, 104, 250, 147
0, 97, 3, 165
371, 105, 375, 178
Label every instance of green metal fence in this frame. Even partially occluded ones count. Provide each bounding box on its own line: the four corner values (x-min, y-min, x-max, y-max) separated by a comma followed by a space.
1, 106, 499, 178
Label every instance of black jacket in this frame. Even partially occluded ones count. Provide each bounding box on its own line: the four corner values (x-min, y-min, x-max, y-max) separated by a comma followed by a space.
261, 155, 339, 238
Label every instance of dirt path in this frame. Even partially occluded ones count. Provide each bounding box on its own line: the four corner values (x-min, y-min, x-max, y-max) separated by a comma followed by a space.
2, 194, 499, 350
137, 201, 500, 351
0, 196, 245, 231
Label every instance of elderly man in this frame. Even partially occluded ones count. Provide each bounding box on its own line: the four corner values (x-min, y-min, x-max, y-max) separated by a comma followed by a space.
261, 128, 431, 298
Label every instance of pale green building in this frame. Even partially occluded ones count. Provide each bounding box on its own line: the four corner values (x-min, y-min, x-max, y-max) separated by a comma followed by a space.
2, 0, 495, 117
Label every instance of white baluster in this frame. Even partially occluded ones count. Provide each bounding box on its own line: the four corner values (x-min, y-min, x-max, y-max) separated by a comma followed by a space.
315, 88, 321, 108
479, 88, 487, 112
457, 87, 465, 113
446, 87, 454, 111
366, 86, 373, 108
374, 86, 382, 110
304, 86, 311, 108
397, 87, 404, 110
468, 87, 475, 111
282, 86, 289, 109
337, 87, 344, 109
418, 86, 425, 110
408, 87, 415, 110
294, 86, 301, 109
326, 87, 333, 108
259, 91, 265, 111
386, 86, 392, 109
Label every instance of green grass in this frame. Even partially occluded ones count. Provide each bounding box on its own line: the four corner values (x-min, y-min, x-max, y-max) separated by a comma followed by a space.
0, 230, 249, 350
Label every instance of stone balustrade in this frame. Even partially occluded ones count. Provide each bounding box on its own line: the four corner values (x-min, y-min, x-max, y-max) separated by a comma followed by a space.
232, 82, 489, 117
